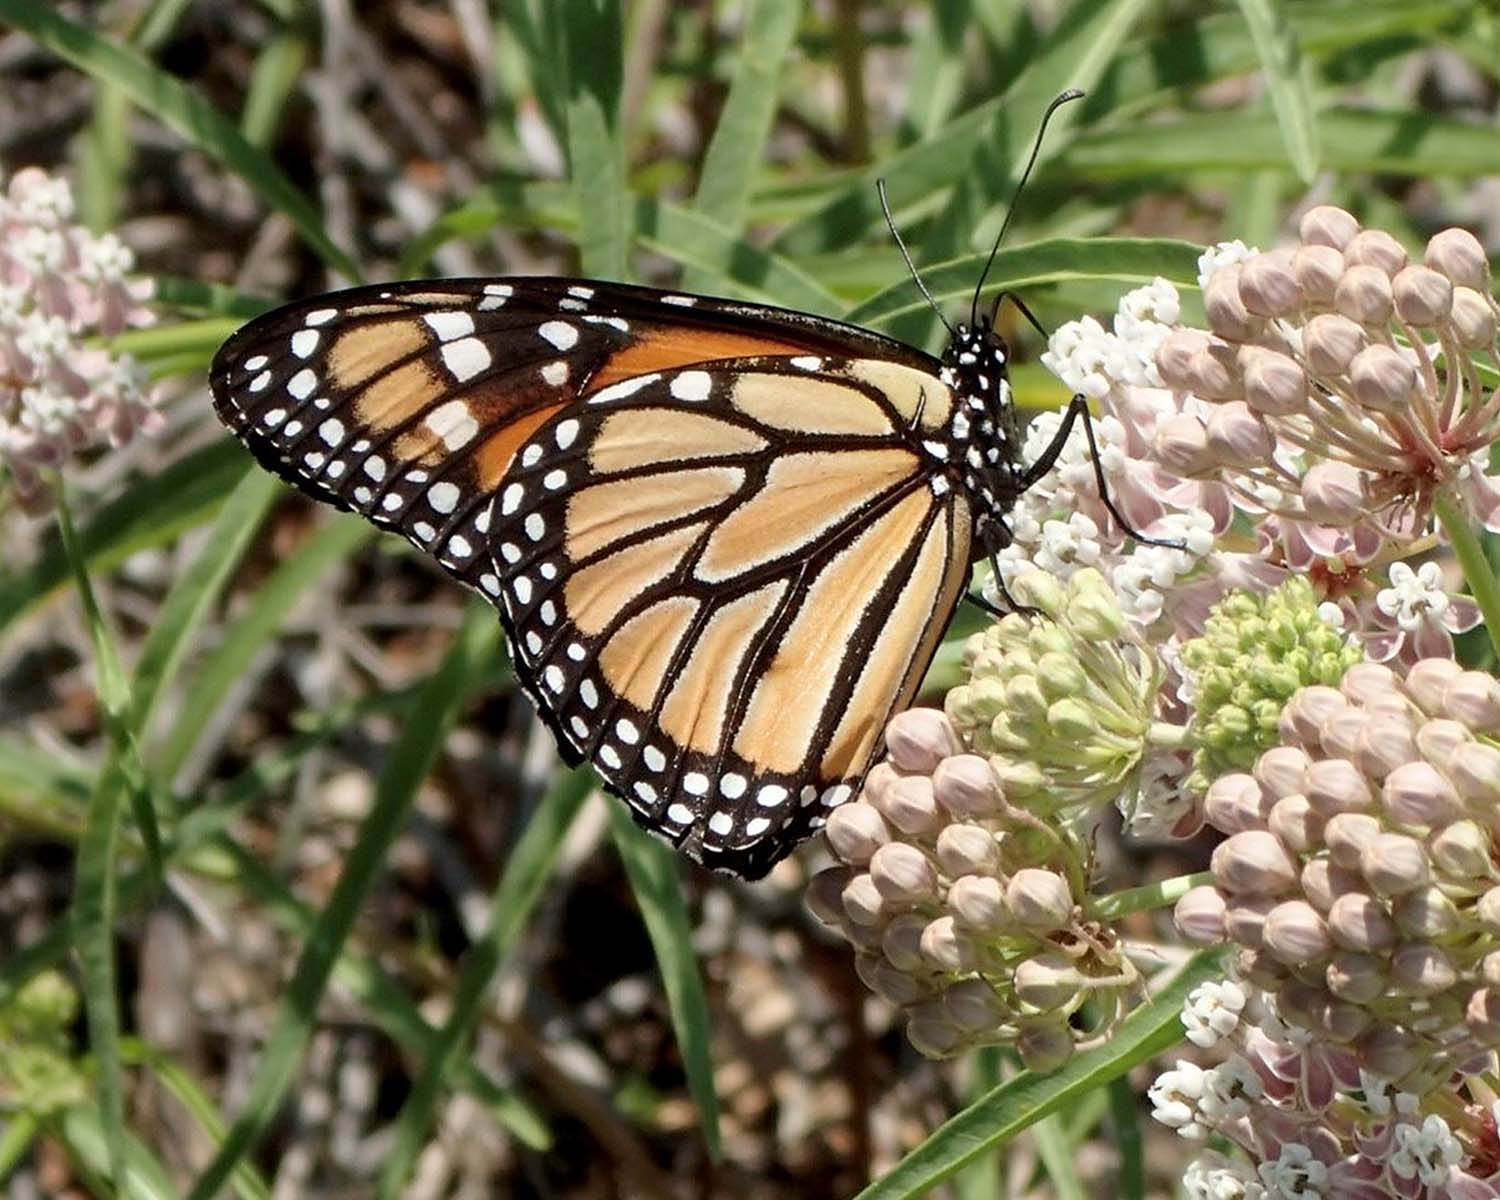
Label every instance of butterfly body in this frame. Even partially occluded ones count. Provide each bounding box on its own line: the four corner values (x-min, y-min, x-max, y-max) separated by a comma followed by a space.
211, 277, 1027, 878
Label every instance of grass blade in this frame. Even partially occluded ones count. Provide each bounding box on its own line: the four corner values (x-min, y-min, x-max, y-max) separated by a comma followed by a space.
853, 950, 1225, 1200
1232, 0, 1320, 182
0, 0, 359, 279
239, 24, 311, 150
556, 0, 628, 279
1107, 1075, 1145, 1200
607, 807, 723, 1161
58, 1103, 181, 1200
374, 769, 593, 1197
1031, 1112, 1086, 1200
185, 605, 503, 1200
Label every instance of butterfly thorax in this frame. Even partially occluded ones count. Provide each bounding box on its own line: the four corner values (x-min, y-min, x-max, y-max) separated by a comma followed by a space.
937, 322, 1025, 544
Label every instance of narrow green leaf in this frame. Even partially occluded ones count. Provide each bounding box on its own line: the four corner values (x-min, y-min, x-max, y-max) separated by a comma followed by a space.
952, 1047, 1003, 1200
59, 1103, 182, 1200
185, 606, 502, 1200
1233, 0, 1321, 182
149, 277, 276, 319
0, 0, 359, 279
557, 0, 628, 279
608, 807, 723, 1161
853, 950, 1225, 1200
1031, 1112, 1086, 1200
899, 0, 971, 144
0, 1112, 40, 1180
375, 769, 593, 1197
1107, 1076, 1145, 1200
240, 27, 310, 149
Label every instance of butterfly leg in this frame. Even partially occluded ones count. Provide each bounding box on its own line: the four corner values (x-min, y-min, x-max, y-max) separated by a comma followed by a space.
1023, 394, 1186, 551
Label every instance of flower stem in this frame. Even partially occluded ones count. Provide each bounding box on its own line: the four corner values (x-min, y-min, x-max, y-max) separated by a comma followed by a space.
1087, 871, 1213, 921
1434, 491, 1500, 662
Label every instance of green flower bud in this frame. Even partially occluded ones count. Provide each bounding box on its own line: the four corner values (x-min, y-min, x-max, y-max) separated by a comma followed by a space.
1013, 953, 1085, 1010
1016, 1019, 1075, 1074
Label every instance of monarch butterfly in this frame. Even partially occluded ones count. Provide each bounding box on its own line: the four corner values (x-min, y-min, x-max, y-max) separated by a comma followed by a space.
209, 93, 1159, 879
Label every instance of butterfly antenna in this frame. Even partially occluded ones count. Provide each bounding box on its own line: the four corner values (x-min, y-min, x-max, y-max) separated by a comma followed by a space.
878, 178, 955, 338
969, 88, 1084, 328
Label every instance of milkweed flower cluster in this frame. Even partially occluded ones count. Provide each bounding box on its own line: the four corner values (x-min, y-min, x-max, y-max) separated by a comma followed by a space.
0, 166, 160, 514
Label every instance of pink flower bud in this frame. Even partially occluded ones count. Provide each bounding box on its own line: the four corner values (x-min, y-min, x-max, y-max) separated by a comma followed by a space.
1225, 895, 1278, 949
806, 866, 853, 925
1013, 953, 1084, 1010
1416, 718, 1472, 768
1360, 1027, 1424, 1079
1347, 344, 1418, 414
1005, 869, 1073, 931
843, 918, 884, 951
1211, 830, 1299, 895
935, 823, 999, 877
825, 801, 892, 866
1448, 287, 1497, 349
1466, 988, 1500, 1045
1353, 715, 1417, 782
920, 915, 979, 972
1305, 758, 1374, 817
1344, 229, 1408, 275
1016, 1019, 1075, 1073
1327, 890, 1398, 952
1301, 205, 1360, 249
1155, 328, 1211, 391
1205, 401, 1274, 467
1360, 831, 1430, 897
1335, 264, 1395, 325
869, 843, 938, 905
1239, 250, 1302, 317
1381, 761, 1461, 831
881, 913, 930, 972
1391, 885, 1459, 939
1392, 265, 1454, 327
1293, 243, 1346, 304
1268, 795, 1323, 854
861, 761, 899, 809
1236, 949, 1288, 990
932, 755, 1002, 818
1239, 345, 1308, 416
948, 874, 1006, 933
1189, 344, 1242, 400
877, 775, 941, 836
1153, 413, 1213, 476
1255, 745, 1311, 800
1390, 942, 1456, 996
1302, 313, 1368, 376
1320, 711, 1368, 762
1344, 664, 1402, 706
1326, 951, 1386, 1004
1263, 899, 1332, 964
1446, 741, 1500, 811
857, 952, 930, 1005
842, 872, 887, 926
1325, 812, 1383, 868
1443, 671, 1500, 733
1480, 888, 1500, 931
1205, 263, 1263, 341
906, 1006, 962, 1057
1425, 227, 1488, 289
1320, 1000, 1371, 1043
1405, 658, 1463, 715
885, 708, 960, 773
943, 979, 1006, 1032
1300, 462, 1367, 525
1430, 821, 1492, 881
1301, 858, 1362, 913
1174, 885, 1228, 944
1279, 685, 1349, 751
1203, 773, 1271, 834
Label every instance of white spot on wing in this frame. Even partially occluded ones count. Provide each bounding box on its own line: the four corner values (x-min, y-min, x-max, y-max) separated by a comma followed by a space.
441, 337, 491, 382
424, 400, 480, 449
291, 330, 319, 358
669, 370, 712, 402
539, 321, 578, 350
304, 308, 337, 326
288, 368, 317, 399
555, 419, 579, 448
428, 481, 461, 513
589, 373, 659, 405
424, 311, 475, 341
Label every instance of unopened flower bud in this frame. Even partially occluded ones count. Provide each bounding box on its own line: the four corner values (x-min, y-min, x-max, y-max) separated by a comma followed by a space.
887, 709, 960, 774
1205, 402, 1274, 467
1392, 265, 1454, 326
878, 775, 941, 836
1339, 661, 1400, 703
1204, 773, 1270, 834
1325, 812, 1382, 869
1301, 205, 1360, 250
1392, 885, 1459, 939
1239, 250, 1302, 317
842, 873, 888, 926
1319, 711, 1368, 762
1335, 264, 1395, 325
1446, 741, 1500, 811
1354, 716, 1417, 783
1406, 658, 1463, 714
1256, 746, 1311, 800
1360, 1027, 1424, 1079
1155, 328, 1211, 391
1263, 899, 1332, 964
1303, 313, 1367, 376
1211, 830, 1299, 895
1174, 885, 1227, 944
1300, 461, 1367, 525
1429, 820, 1492, 881
826, 802, 891, 866
881, 913, 929, 972
1301, 858, 1362, 913
1417, 718, 1472, 768
1225, 896, 1277, 949
1448, 287, 1496, 349
1204, 264, 1263, 342
1189, 345, 1241, 400
1236, 949, 1288, 990
1280, 684, 1349, 751
1389, 942, 1456, 996
920, 915, 979, 972
1479, 887, 1500, 931
1239, 345, 1308, 416
906, 1005, 963, 1057
1347, 344, 1418, 414
1360, 832, 1430, 897
1425, 227, 1488, 289
1276, 978, 1333, 1032
1344, 229, 1408, 275
935, 823, 999, 878
1381, 761, 1460, 831
932, 755, 1001, 818
1443, 671, 1500, 733
1016, 1019, 1074, 1073
1305, 758, 1374, 817
806, 867, 853, 925
1466, 988, 1500, 1044
1326, 952, 1386, 1003
869, 843, 937, 905
948, 874, 1007, 933
1321, 1000, 1371, 1043
1293, 243, 1345, 304
857, 953, 929, 1005
1014, 953, 1084, 1010
943, 979, 1006, 1032
1153, 413, 1213, 476
1485, 952, 1500, 987
1006, 869, 1073, 931
1268, 794, 1323, 854
1327, 890, 1398, 953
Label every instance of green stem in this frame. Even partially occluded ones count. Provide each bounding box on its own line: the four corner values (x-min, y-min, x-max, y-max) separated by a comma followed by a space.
1087, 871, 1213, 922
1434, 491, 1500, 662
